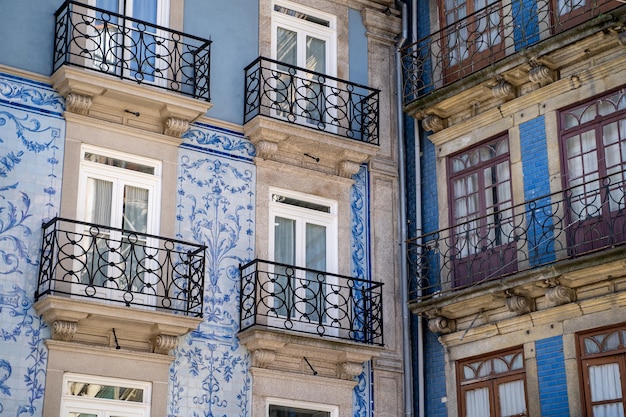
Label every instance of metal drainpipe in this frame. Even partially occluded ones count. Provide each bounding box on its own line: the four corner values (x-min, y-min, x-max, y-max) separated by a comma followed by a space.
410, 1, 426, 416
393, 2, 414, 417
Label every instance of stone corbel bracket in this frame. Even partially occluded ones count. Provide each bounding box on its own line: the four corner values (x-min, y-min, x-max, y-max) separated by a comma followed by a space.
545, 284, 576, 306
421, 113, 446, 133
528, 59, 554, 87
163, 117, 190, 138
152, 334, 180, 355
52, 320, 78, 342
425, 309, 456, 334
338, 361, 364, 381
505, 291, 534, 314
65, 92, 93, 115
252, 348, 277, 368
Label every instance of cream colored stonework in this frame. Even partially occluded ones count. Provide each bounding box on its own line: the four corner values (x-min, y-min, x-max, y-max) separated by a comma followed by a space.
249, 1, 403, 416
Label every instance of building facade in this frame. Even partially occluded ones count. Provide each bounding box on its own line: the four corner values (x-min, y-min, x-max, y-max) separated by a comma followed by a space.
0, 1, 405, 417
402, 0, 626, 415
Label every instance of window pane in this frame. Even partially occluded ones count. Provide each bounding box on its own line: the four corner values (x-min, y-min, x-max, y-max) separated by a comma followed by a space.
306, 36, 325, 73
499, 379, 526, 417
466, 387, 490, 417
589, 363, 622, 402
86, 178, 113, 226
592, 404, 625, 417
277, 27, 297, 66
270, 405, 330, 417
123, 186, 149, 233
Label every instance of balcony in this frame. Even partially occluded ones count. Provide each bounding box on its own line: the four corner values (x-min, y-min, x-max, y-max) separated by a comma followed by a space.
244, 57, 380, 144
243, 57, 380, 178
34, 217, 205, 353
239, 259, 384, 346
401, 0, 621, 105
53, 0, 211, 101
408, 171, 626, 307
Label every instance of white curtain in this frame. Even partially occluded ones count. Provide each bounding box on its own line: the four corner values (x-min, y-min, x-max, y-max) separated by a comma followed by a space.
305, 223, 326, 321
589, 363, 625, 417
123, 185, 148, 233
466, 387, 490, 417
498, 380, 526, 417
86, 178, 113, 226
274, 216, 296, 317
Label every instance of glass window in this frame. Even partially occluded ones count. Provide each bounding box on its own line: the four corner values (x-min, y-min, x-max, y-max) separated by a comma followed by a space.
267, 399, 338, 417
559, 87, 626, 255
271, 0, 337, 127
578, 325, 626, 416
76, 145, 161, 304
457, 348, 527, 417
93, 0, 170, 84
440, 0, 504, 80
60, 373, 151, 417
447, 135, 515, 286
269, 189, 337, 327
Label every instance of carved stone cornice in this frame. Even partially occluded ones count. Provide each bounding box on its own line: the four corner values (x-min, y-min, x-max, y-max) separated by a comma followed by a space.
65, 93, 93, 115
360, 7, 401, 44
34, 295, 201, 354
338, 361, 364, 380
52, 320, 78, 341
163, 117, 190, 138
51, 66, 211, 139
243, 116, 378, 179
152, 334, 179, 355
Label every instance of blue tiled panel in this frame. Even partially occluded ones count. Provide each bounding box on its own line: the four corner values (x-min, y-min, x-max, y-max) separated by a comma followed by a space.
519, 115, 556, 266
423, 326, 447, 417
0, 72, 65, 417
172, 124, 255, 417
536, 336, 569, 416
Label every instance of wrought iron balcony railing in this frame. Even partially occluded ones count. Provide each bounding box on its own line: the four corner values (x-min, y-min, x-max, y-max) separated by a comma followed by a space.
239, 259, 384, 346
36, 217, 206, 317
244, 57, 380, 145
401, 0, 620, 104
53, 0, 211, 101
408, 171, 626, 303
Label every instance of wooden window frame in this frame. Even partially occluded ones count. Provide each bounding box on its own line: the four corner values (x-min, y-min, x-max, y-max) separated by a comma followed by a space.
457, 347, 528, 417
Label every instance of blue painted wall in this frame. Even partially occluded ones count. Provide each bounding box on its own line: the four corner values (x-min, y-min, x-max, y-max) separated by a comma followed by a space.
536, 336, 569, 416
184, 0, 258, 125
0, 0, 62, 75
349, 8, 368, 87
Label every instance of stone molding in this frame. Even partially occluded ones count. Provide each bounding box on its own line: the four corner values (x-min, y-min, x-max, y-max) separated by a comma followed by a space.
51, 66, 210, 139
244, 116, 378, 178
238, 327, 382, 381
34, 295, 201, 355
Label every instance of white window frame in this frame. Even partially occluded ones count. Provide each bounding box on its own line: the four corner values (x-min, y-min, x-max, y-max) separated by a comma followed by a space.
270, 0, 338, 130
75, 145, 162, 306
268, 188, 339, 332
60, 373, 152, 417
267, 397, 339, 417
